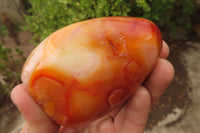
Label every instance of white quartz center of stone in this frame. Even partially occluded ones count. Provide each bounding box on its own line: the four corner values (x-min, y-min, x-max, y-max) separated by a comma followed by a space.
52, 46, 100, 79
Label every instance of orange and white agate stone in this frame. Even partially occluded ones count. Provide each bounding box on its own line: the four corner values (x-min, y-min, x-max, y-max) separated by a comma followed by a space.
21, 17, 162, 126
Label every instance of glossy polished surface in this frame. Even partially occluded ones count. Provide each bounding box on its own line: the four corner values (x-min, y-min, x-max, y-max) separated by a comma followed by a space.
22, 17, 162, 126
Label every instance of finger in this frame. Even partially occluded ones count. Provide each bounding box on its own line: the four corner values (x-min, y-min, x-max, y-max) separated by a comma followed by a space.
144, 59, 174, 105
11, 84, 60, 133
160, 40, 169, 59
119, 86, 151, 133
18, 123, 30, 133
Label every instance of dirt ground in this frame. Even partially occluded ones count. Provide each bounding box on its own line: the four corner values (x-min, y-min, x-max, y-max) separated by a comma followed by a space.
0, 31, 35, 133
0, 30, 200, 132
146, 37, 200, 133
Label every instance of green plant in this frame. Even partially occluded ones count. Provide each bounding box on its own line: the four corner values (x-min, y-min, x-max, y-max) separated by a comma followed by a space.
23, 0, 195, 42
23, 0, 130, 43
0, 25, 9, 36
0, 43, 25, 95
131, 0, 195, 36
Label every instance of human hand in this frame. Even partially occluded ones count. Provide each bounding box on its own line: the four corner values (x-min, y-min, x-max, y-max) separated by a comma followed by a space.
11, 41, 174, 133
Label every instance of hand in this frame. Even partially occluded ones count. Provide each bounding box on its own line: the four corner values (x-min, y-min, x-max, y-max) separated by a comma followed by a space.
11, 41, 174, 133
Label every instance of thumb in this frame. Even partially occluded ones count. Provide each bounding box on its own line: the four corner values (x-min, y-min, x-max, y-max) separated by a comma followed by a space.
11, 84, 60, 133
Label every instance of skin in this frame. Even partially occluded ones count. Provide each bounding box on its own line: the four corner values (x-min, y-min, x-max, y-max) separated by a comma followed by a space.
11, 41, 174, 133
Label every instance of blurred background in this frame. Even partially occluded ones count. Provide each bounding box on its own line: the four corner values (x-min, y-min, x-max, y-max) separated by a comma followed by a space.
0, 0, 200, 132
